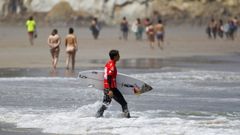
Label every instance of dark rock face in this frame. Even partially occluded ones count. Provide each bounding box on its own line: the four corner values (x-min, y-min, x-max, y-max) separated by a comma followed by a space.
0, 0, 239, 25
1, 0, 27, 16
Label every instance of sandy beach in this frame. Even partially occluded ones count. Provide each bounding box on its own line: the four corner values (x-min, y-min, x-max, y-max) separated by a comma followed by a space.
1, 25, 240, 135
0, 25, 239, 69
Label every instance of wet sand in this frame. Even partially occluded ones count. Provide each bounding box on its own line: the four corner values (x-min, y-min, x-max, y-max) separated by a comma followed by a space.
0, 122, 55, 135
0, 25, 240, 135
0, 25, 239, 69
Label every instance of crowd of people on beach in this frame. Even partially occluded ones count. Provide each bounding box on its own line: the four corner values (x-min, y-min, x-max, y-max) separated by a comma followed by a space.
26, 17, 77, 72
26, 16, 75, 74
206, 17, 239, 40
88, 16, 166, 50
25, 16, 165, 71
119, 17, 165, 49
26, 16, 78, 72
25, 15, 240, 71
89, 15, 166, 49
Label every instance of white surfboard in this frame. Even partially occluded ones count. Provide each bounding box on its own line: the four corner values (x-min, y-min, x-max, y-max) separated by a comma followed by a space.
78, 70, 153, 95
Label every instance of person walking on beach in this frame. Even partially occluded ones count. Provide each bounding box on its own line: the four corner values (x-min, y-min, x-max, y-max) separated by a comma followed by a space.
131, 19, 138, 39
47, 29, 61, 70
132, 18, 144, 40
155, 19, 165, 50
65, 27, 77, 71
146, 23, 155, 49
96, 50, 130, 118
90, 17, 101, 40
120, 17, 129, 40
137, 18, 144, 40
25, 16, 37, 45
217, 19, 224, 38
232, 17, 239, 38
228, 19, 237, 40
144, 18, 150, 27
206, 18, 217, 39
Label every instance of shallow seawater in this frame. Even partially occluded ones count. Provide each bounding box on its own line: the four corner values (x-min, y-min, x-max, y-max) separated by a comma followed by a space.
0, 65, 240, 135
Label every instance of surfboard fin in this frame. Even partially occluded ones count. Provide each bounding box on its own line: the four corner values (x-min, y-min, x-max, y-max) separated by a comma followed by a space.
79, 74, 87, 79
122, 83, 134, 88
88, 84, 94, 88
141, 83, 153, 92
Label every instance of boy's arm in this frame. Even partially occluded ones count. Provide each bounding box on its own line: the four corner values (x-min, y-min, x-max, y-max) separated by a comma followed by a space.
65, 38, 67, 47
106, 74, 113, 97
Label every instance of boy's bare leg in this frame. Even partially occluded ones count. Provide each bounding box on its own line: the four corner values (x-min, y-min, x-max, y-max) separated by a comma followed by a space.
66, 54, 70, 70
71, 52, 76, 71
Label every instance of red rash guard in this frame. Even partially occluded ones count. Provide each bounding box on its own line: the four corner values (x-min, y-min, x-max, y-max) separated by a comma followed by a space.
104, 60, 117, 89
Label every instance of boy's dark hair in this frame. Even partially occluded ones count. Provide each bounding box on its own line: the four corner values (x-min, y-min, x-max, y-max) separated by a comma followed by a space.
109, 50, 119, 60
52, 29, 58, 35
158, 19, 162, 24
69, 27, 74, 34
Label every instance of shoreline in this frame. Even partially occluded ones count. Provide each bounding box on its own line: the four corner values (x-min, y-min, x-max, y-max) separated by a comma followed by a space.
1, 53, 240, 78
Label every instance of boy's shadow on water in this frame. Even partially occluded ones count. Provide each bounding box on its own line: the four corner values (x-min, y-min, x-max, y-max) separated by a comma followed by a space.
64, 69, 76, 77
49, 69, 77, 77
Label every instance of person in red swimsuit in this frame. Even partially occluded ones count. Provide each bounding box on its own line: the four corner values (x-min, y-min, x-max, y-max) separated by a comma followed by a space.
96, 50, 130, 118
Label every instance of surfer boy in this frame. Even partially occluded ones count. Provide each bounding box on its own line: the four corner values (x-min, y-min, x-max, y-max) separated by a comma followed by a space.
96, 50, 130, 118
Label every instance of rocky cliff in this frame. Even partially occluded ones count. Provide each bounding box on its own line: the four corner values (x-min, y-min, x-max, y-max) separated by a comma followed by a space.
0, 0, 239, 25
